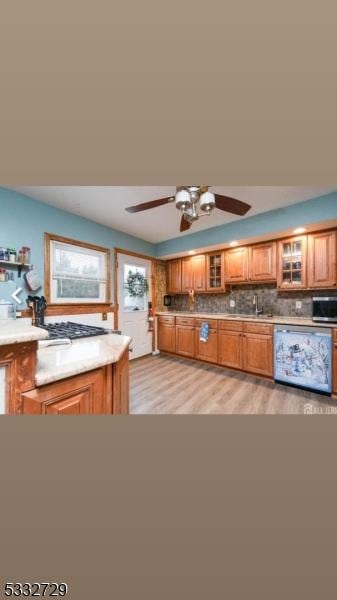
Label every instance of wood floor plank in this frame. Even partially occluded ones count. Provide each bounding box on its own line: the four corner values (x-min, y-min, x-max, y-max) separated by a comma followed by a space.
130, 354, 337, 415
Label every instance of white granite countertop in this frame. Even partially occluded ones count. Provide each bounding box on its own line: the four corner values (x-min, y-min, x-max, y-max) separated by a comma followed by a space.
35, 333, 132, 387
157, 311, 337, 329
0, 321, 49, 346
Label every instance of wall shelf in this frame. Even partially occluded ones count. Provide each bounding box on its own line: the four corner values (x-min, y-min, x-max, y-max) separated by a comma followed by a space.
0, 260, 32, 278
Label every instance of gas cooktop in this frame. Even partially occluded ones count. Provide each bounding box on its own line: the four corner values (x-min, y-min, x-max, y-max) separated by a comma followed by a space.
37, 321, 112, 340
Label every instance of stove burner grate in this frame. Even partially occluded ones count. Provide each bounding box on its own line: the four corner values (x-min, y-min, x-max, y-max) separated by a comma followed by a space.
37, 321, 110, 340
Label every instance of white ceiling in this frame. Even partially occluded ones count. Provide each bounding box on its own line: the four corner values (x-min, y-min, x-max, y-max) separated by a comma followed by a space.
9, 186, 337, 244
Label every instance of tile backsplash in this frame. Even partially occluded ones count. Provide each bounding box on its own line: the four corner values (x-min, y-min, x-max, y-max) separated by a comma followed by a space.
167, 285, 337, 318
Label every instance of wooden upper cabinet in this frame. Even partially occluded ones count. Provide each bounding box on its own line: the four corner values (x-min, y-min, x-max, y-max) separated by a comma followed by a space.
207, 252, 224, 291
180, 255, 206, 292
277, 235, 307, 290
167, 259, 182, 293
224, 247, 249, 283
249, 242, 277, 282
307, 230, 337, 289
181, 257, 194, 292
192, 255, 206, 291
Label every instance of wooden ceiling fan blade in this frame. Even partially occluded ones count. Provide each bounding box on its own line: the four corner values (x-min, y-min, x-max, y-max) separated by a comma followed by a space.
180, 215, 191, 232
125, 197, 174, 213
215, 195, 251, 216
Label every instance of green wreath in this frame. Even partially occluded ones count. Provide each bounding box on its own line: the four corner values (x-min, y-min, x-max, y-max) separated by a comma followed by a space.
125, 270, 149, 298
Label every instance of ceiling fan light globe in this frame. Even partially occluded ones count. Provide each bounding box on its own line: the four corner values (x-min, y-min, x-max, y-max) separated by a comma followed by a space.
175, 189, 191, 210
200, 191, 215, 212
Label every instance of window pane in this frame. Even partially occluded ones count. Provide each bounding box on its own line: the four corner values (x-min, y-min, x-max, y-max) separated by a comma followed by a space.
124, 264, 147, 312
56, 278, 101, 299
54, 245, 105, 280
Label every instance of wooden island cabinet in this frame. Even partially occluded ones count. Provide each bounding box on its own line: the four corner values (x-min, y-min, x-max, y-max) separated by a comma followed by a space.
22, 367, 109, 415
0, 341, 38, 415
0, 336, 130, 415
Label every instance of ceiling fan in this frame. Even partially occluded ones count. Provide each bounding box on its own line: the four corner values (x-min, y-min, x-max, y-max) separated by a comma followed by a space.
125, 186, 252, 233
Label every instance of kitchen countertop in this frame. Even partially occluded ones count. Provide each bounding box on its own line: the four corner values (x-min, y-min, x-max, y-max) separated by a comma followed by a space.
157, 311, 337, 329
0, 321, 49, 346
35, 333, 132, 387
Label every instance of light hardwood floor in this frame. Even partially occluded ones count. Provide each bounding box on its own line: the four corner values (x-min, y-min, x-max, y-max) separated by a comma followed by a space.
130, 354, 337, 415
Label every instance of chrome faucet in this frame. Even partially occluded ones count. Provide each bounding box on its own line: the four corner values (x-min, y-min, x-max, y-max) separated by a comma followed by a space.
253, 293, 263, 317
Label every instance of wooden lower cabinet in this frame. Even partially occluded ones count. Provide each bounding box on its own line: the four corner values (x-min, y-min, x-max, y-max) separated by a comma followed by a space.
176, 325, 195, 358
218, 331, 242, 369
209, 322, 274, 378
242, 333, 273, 377
195, 328, 218, 363
22, 368, 109, 415
158, 323, 176, 353
160, 317, 274, 379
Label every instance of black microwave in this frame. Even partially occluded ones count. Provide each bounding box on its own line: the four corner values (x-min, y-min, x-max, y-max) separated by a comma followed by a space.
312, 297, 337, 323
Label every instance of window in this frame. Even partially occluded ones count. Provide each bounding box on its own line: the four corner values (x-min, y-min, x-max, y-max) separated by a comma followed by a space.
123, 264, 148, 312
46, 234, 110, 304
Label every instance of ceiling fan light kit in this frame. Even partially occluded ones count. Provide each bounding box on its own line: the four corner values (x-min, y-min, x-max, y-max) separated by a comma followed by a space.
199, 191, 216, 212
125, 186, 252, 233
175, 189, 191, 210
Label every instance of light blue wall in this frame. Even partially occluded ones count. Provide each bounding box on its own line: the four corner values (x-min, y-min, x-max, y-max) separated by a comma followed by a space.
155, 192, 337, 256
1, 188, 337, 308
0, 187, 155, 306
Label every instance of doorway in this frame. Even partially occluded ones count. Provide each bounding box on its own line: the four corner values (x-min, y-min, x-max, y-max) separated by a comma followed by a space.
117, 252, 153, 359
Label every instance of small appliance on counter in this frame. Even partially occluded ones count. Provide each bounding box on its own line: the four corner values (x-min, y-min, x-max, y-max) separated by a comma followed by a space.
27, 295, 47, 327
312, 296, 337, 323
274, 325, 332, 394
0, 300, 16, 320
164, 295, 172, 307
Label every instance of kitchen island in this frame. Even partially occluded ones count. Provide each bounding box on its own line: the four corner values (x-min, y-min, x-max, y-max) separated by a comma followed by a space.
0, 322, 131, 415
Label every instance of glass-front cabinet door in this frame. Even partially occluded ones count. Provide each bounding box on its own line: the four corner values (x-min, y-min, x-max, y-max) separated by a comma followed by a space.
207, 252, 224, 291
278, 236, 307, 289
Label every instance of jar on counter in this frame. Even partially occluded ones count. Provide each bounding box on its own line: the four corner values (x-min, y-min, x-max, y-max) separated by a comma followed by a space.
20, 246, 31, 264
0, 247, 9, 261
8, 248, 17, 263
